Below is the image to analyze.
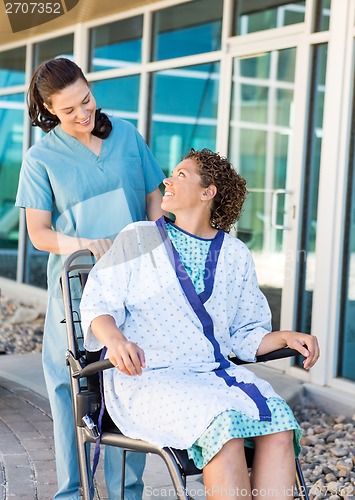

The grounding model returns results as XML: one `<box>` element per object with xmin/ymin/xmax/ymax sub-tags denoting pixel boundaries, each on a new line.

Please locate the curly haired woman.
<box><xmin>81</xmin><ymin>148</ymin><xmax>319</xmax><ymax>499</ymax></box>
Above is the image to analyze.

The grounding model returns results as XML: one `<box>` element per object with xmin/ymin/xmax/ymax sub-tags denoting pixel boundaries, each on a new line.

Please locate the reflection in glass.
<box><xmin>240</xmin><ymin>85</ymin><xmax>268</xmax><ymax>124</ymax></box>
<box><xmin>234</xmin><ymin>0</ymin><xmax>305</xmax><ymax>35</ymax></box>
<box><xmin>229</xmin><ymin>48</ymin><xmax>296</xmax><ymax>252</ymax></box>
<box><xmin>0</xmin><ymin>47</ymin><xmax>26</xmax><ymax>87</ymax></box>
<box><xmin>229</xmin><ymin>48</ymin><xmax>296</xmax><ymax>330</ymax></box>
<box><xmin>0</xmin><ymin>94</ymin><xmax>24</xmax><ymax>280</ymax></box>
<box><xmin>296</xmin><ymin>44</ymin><xmax>327</xmax><ymax>337</ymax></box>
<box><xmin>338</xmin><ymin>49</ymin><xmax>355</xmax><ymax>382</ymax></box>
<box><xmin>149</xmin><ymin>63</ymin><xmax>219</xmax><ymax>175</ymax></box>
<box><xmin>89</xmin><ymin>16</ymin><xmax>143</xmax><ymax>72</ymax></box>
<box><xmin>152</xmin><ymin>0</ymin><xmax>222</xmax><ymax>61</ymax></box>
<box><xmin>91</xmin><ymin>76</ymin><xmax>140</xmax><ymax>126</ymax></box>
<box><xmin>314</xmin><ymin>0</ymin><xmax>331</xmax><ymax>32</ymax></box>
<box><xmin>33</xmin><ymin>34</ymin><xmax>74</xmax><ymax>67</ymax></box>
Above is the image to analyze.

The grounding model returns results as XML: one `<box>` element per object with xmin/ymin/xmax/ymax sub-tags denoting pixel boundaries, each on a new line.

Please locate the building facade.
<box><xmin>0</xmin><ymin>0</ymin><xmax>354</xmax><ymax>395</ymax></box>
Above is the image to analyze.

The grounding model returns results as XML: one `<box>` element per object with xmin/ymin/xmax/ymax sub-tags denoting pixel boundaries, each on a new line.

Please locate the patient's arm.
<box><xmin>90</xmin><ymin>314</ymin><xmax>146</xmax><ymax>376</ymax></box>
<box><xmin>256</xmin><ymin>330</ymin><xmax>320</xmax><ymax>370</ymax></box>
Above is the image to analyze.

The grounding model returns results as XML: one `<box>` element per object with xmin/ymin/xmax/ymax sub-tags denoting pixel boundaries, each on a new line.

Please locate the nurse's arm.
<box><xmin>146</xmin><ymin>187</ymin><xmax>167</xmax><ymax>221</ymax></box>
<box><xmin>25</xmin><ymin>208</ymin><xmax>111</xmax><ymax>260</ymax></box>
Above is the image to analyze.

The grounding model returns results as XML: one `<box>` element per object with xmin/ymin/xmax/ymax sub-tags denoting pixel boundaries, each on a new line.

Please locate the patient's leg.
<box><xmin>250</xmin><ymin>431</ymin><xmax>295</xmax><ymax>499</ymax></box>
<box><xmin>203</xmin><ymin>438</ymin><xmax>251</xmax><ymax>498</ymax></box>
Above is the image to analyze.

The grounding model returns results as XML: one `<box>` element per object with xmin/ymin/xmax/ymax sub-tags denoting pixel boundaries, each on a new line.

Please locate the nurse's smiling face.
<box><xmin>45</xmin><ymin>78</ymin><xmax>97</xmax><ymax>139</ymax></box>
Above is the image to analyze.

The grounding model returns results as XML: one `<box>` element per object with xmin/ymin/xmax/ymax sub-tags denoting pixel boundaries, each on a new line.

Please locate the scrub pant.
<box><xmin>43</xmin><ymin>297</ymin><xmax>146</xmax><ymax>499</ymax></box>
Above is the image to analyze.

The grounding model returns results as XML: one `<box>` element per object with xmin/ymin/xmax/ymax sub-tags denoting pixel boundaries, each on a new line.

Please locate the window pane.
<box><xmin>152</xmin><ymin>0</ymin><xmax>222</xmax><ymax>61</ymax></box>
<box><xmin>234</xmin><ymin>0</ymin><xmax>305</xmax><ymax>35</ymax></box>
<box><xmin>27</xmin><ymin>243</ymin><xmax>48</xmax><ymax>289</ymax></box>
<box><xmin>33</xmin><ymin>34</ymin><xmax>74</xmax><ymax>67</ymax></box>
<box><xmin>314</xmin><ymin>0</ymin><xmax>331</xmax><ymax>32</ymax></box>
<box><xmin>89</xmin><ymin>16</ymin><xmax>143</xmax><ymax>72</ymax></box>
<box><xmin>91</xmin><ymin>76</ymin><xmax>140</xmax><ymax>126</ymax></box>
<box><xmin>338</xmin><ymin>44</ymin><xmax>355</xmax><ymax>382</ymax></box>
<box><xmin>340</xmin><ymin>162</ymin><xmax>355</xmax><ymax>382</ymax></box>
<box><xmin>0</xmin><ymin>47</ymin><xmax>26</xmax><ymax>87</ymax></box>
<box><xmin>296</xmin><ymin>44</ymin><xmax>327</xmax><ymax>339</ymax></box>
<box><xmin>229</xmin><ymin>48</ymin><xmax>296</xmax><ymax>330</ymax></box>
<box><xmin>240</xmin><ymin>85</ymin><xmax>269</xmax><ymax>123</ymax></box>
<box><xmin>150</xmin><ymin>63</ymin><xmax>219</xmax><ymax>174</ymax></box>
<box><xmin>240</xmin><ymin>53</ymin><xmax>271</xmax><ymax>79</ymax></box>
<box><xmin>276</xmin><ymin>88</ymin><xmax>294</xmax><ymax>126</ymax></box>
<box><xmin>0</xmin><ymin>94</ymin><xmax>24</xmax><ymax>280</ymax></box>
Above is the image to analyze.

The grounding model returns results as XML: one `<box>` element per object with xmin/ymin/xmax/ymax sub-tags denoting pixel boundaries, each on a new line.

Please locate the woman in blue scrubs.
<box><xmin>16</xmin><ymin>57</ymin><xmax>165</xmax><ymax>499</ymax></box>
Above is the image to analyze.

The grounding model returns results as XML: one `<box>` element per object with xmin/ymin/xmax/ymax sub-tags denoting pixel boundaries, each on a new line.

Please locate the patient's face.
<box><xmin>161</xmin><ymin>159</ymin><xmax>205</xmax><ymax>213</ymax></box>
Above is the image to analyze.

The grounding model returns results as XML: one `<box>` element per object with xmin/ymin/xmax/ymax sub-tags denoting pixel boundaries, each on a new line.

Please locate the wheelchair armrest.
<box><xmin>229</xmin><ymin>347</ymin><xmax>299</xmax><ymax>366</ymax></box>
<box><xmin>74</xmin><ymin>348</ymin><xmax>299</xmax><ymax>378</ymax></box>
<box><xmin>73</xmin><ymin>359</ymin><xmax>114</xmax><ymax>379</ymax></box>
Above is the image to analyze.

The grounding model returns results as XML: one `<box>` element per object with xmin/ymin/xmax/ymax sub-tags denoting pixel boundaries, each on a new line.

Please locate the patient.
<box><xmin>80</xmin><ymin>148</ymin><xmax>319</xmax><ymax>499</ymax></box>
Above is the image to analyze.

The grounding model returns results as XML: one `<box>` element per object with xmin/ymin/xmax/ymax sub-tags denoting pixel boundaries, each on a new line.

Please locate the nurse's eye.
<box><xmin>65</xmin><ymin>109</ymin><xmax>73</xmax><ymax>114</ymax></box>
<box><xmin>178</xmin><ymin>171</ymin><xmax>185</xmax><ymax>177</ymax></box>
<box><xmin>82</xmin><ymin>96</ymin><xmax>90</xmax><ymax>104</ymax></box>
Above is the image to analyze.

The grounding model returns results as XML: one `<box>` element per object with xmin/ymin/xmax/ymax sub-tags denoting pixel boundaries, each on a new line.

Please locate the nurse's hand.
<box><xmin>109</xmin><ymin>339</ymin><xmax>146</xmax><ymax>376</ymax></box>
<box><xmin>85</xmin><ymin>238</ymin><xmax>112</xmax><ymax>261</ymax></box>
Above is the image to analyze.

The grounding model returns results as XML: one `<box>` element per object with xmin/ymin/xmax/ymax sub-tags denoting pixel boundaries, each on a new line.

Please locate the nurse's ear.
<box><xmin>201</xmin><ymin>184</ymin><xmax>217</xmax><ymax>201</ymax></box>
<box><xmin>43</xmin><ymin>102</ymin><xmax>56</xmax><ymax>116</ymax></box>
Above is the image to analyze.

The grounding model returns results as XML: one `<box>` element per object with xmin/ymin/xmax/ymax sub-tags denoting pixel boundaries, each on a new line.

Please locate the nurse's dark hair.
<box><xmin>184</xmin><ymin>148</ymin><xmax>247</xmax><ymax>233</ymax></box>
<box><xmin>27</xmin><ymin>57</ymin><xmax>112</xmax><ymax>138</ymax></box>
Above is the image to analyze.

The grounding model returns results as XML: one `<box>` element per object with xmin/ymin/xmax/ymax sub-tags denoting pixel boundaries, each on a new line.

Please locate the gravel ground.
<box><xmin>0</xmin><ymin>293</ymin><xmax>44</xmax><ymax>354</ymax></box>
<box><xmin>0</xmin><ymin>294</ymin><xmax>354</xmax><ymax>499</ymax></box>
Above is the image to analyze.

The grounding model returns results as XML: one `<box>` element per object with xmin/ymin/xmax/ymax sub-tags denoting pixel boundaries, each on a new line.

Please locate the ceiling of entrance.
<box><xmin>0</xmin><ymin>0</ymin><xmax>160</xmax><ymax>48</ymax></box>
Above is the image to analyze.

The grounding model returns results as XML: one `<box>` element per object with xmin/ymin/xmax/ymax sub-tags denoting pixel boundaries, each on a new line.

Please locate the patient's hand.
<box><xmin>257</xmin><ymin>330</ymin><xmax>320</xmax><ymax>370</ymax></box>
<box><xmin>108</xmin><ymin>339</ymin><xmax>146</xmax><ymax>376</ymax></box>
<box><xmin>90</xmin><ymin>315</ymin><xmax>146</xmax><ymax>376</ymax></box>
<box><xmin>284</xmin><ymin>331</ymin><xmax>320</xmax><ymax>370</ymax></box>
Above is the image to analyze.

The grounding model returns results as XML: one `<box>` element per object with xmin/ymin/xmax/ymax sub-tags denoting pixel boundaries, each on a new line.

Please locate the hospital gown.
<box><xmin>80</xmin><ymin>217</ymin><xmax>301</xmax><ymax>458</ymax></box>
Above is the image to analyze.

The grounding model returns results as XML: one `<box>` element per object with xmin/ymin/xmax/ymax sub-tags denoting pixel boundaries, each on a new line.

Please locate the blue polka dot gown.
<box><xmin>80</xmin><ymin>217</ymin><xmax>301</xmax><ymax>466</ymax></box>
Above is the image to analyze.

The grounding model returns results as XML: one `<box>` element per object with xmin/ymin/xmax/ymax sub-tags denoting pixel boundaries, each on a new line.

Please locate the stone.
<box><xmin>330</xmin><ymin>447</ymin><xmax>349</xmax><ymax>458</ymax></box>
<box><xmin>8</xmin><ymin>306</ymin><xmax>39</xmax><ymax>324</ymax></box>
<box><xmin>327</xmin><ymin>481</ymin><xmax>340</xmax><ymax>494</ymax></box>
<box><xmin>325</xmin><ymin>473</ymin><xmax>337</xmax><ymax>482</ymax></box>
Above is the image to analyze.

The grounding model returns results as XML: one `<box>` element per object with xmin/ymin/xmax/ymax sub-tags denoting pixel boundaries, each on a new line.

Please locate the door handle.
<box><xmin>271</xmin><ymin>189</ymin><xmax>293</xmax><ymax>230</ymax></box>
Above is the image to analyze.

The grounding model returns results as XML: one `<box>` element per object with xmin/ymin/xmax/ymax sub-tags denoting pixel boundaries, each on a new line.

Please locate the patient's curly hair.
<box><xmin>184</xmin><ymin>148</ymin><xmax>247</xmax><ymax>232</ymax></box>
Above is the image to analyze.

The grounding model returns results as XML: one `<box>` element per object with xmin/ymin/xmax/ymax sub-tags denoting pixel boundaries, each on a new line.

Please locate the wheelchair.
<box><xmin>61</xmin><ymin>249</ymin><xmax>310</xmax><ymax>500</ymax></box>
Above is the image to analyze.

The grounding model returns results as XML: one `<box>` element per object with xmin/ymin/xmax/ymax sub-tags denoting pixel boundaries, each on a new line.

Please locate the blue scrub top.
<box><xmin>16</xmin><ymin>116</ymin><xmax>165</xmax><ymax>297</ymax></box>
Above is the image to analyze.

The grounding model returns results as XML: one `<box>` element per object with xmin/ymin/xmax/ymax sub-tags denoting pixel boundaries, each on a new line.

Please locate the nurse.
<box><xmin>15</xmin><ymin>57</ymin><xmax>165</xmax><ymax>499</ymax></box>
<box><xmin>80</xmin><ymin>148</ymin><xmax>320</xmax><ymax>499</ymax></box>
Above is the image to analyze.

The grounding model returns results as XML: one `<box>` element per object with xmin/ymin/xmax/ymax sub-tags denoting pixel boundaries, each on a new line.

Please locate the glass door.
<box><xmin>228</xmin><ymin>48</ymin><xmax>297</xmax><ymax>330</ymax></box>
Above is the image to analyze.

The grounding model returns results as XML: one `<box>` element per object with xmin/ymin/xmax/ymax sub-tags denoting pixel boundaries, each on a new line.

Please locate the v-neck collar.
<box><xmin>156</xmin><ymin>216</ymin><xmax>224</xmax><ymax>305</ymax></box>
<box><xmin>54</xmin><ymin>124</ymin><xmax>109</xmax><ymax>163</ymax></box>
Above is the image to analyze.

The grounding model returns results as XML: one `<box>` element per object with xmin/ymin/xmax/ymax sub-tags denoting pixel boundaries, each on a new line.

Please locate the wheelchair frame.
<box><xmin>61</xmin><ymin>249</ymin><xmax>309</xmax><ymax>500</ymax></box>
